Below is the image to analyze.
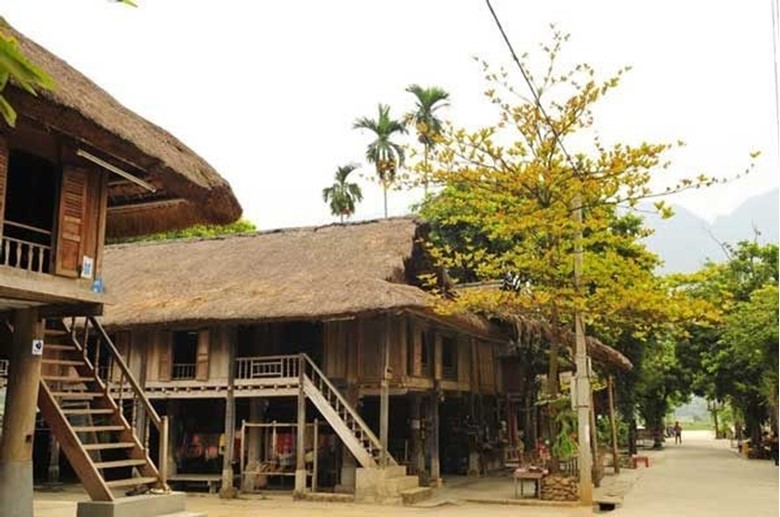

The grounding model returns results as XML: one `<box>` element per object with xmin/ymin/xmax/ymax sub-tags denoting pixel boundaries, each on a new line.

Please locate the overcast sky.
<box><xmin>5</xmin><ymin>1</ymin><xmax>779</xmax><ymax>229</ymax></box>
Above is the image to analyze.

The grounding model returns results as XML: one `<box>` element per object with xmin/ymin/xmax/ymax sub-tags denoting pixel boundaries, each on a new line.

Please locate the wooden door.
<box><xmin>54</xmin><ymin>166</ymin><xmax>87</xmax><ymax>277</ymax></box>
<box><xmin>196</xmin><ymin>329</ymin><xmax>210</xmax><ymax>381</ymax></box>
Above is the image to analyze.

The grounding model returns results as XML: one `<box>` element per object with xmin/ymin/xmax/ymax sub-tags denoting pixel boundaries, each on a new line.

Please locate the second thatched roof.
<box><xmin>100</xmin><ymin>218</ymin><xmax>495</xmax><ymax>337</ymax></box>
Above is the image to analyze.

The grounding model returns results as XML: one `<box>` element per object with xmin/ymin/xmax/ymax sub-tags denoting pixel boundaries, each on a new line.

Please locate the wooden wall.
<box><xmin>122</xmin><ymin>313</ymin><xmax>504</xmax><ymax>395</ymax></box>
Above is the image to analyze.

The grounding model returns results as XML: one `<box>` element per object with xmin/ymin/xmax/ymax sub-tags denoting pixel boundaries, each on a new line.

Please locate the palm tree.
<box><xmin>322</xmin><ymin>163</ymin><xmax>363</xmax><ymax>223</ymax></box>
<box><xmin>405</xmin><ymin>85</ymin><xmax>450</xmax><ymax>196</ymax></box>
<box><xmin>353</xmin><ymin>104</ymin><xmax>407</xmax><ymax>218</ymax></box>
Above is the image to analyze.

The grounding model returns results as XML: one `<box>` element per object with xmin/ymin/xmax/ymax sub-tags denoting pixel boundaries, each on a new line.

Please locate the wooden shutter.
<box><xmin>55</xmin><ymin>166</ymin><xmax>88</xmax><ymax>277</ymax></box>
<box><xmin>158</xmin><ymin>331</ymin><xmax>172</xmax><ymax>381</ymax></box>
<box><xmin>196</xmin><ymin>329</ymin><xmax>210</xmax><ymax>381</ymax></box>
<box><xmin>0</xmin><ymin>138</ymin><xmax>8</xmax><ymax>236</ymax></box>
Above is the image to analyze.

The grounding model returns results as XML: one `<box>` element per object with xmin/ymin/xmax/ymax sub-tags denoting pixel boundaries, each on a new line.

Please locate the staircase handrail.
<box><xmin>299</xmin><ymin>353</ymin><xmax>388</xmax><ymax>460</ymax></box>
<box><xmin>87</xmin><ymin>316</ymin><xmax>163</xmax><ymax>430</ymax></box>
<box><xmin>87</xmin><ymin>316</ymin><xmax>169</xmax><ymax>486</ymax></box>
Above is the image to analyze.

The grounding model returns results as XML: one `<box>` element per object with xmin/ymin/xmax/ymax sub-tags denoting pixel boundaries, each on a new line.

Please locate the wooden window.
<box><xmin>421</xmin><ymin>329</ymin><xmax>432</xmax><ymax>376</ymax></box>
<box><xmin>54</xmin><ymin>166</ymin><xmax>87</xmax><ymax>277</ymax></box>
<box><xmin>442</xmin><ymin>336</ymin><xmax>457</xmax><ymax>380</ymax></box>
<box><xmin>172</xmin><ymin>330</ymin><xmax>198</xmax><ymax>380</ymax></box>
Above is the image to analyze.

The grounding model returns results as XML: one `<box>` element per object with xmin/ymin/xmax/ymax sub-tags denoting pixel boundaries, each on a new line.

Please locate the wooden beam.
<box><xmin>219</xmin><ymin>328</ymin><xmax>237</xmax><ymax>498</ymax></box>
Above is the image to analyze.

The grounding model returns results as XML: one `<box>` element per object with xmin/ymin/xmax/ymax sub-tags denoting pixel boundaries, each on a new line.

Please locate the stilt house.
<box><xmin>92</xmin><ymin>218</ymin><xmax>510</xmax><ymax>501</ymax></box>
<box><xmin>0</xmin><ymin>21</ymin><xmax>240</xmax><ymax>515</ymax></box>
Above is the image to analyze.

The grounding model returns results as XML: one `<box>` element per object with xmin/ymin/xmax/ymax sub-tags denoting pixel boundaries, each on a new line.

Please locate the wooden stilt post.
<box><xmin>608</xmin><ymin>376</ymin><xmax>620</xmax><ymax>474</ymax></box>
<box><xmin>589</xmin><ymin>386</ymin><xmax>599</xmax><ymax>487</ymax></box>
<box><xmin>312</xmin><ymin>418</ymin><xmax>319</xmax><ymax>493</ymax></box>
<box><xmin>220</xmin><ymin>328</ymin><xmax>237</xmax><ymax>498</ymax></box>
<box><xmin>409</xmin><ymin>393</ymin><xmax>423</xmax><ymax>476</ymax></box>
<box><xmin>47</xmin><ymin>432</ymin><xmax>60</xmax><ymax>484</ymax></box>
<box><xmin>379</xmin><ymin>313</ymin><xmax>391</xmax><ymax>468</ymax></box>
<box><xmin>295</xmin><ymin>354</ymin><xmax>307</xmax><ymax>495</ymax></box>
<box><xmin>430</xmin><ymin>387</ymin><xmax>441</xmax><ymax>486</ymax></box>
<box><xmin>0</xmin><ymin>309</ymin><xmax>43</xmax><ymax>517</ymax></box>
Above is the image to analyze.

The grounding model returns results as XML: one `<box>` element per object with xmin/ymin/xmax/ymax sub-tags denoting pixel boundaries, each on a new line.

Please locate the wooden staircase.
<box><xmin>37</xmin><ymin>317</ymin><xmax>169</xmax><ymax>501</ymax></box>
<box><xmin>298</xmin><ymin>354</ymin><xmax>397</xmax><ymax>469</ymax></box>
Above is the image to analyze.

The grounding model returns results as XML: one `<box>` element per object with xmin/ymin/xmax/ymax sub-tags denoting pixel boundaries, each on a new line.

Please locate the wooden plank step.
<box><xmin>83</xmin><ymin>442</ymin><xmax>136</xmax><ymax>451</ymax></box>
<box><xmin>50</xmin><ymin>392</ymin><xmax>103</xmax><ymax>400</ymax></box>
<box><xmin>72</xmin><ymin>425</ymin><xmax>126</xmax><ymax>433</ymax></box>
<box><xmin>41</xmin><ymin>359</ymin><xmax>84</xmax><ymax>366</ymax></box>
<box><xmin>43</xmin><ymin>344</ymin><xmax>78</xmax><ymax>351</ymax></box>
<box><xmin>43</xmin><ymin>376</ymin><xmax>95</xmax><ymax>383</ymax></box>
<box><xmin>44</xmin><ymin>329</ymin><xmax>69</xmax><ymax>336</ymax></box>
<box><xmin>94</xmin><ymin>459</ymin><xmax>148</xmax><ymax>469</ymax></box>
<box><xmin>61</xmin><ymin>408</ymin><xmax>115</xmax><ymax>416</ymax></box>
<box><xmin>104</xmin><ymin>476</ymin><xmax>158</xmax><ymax>488</ymax></box>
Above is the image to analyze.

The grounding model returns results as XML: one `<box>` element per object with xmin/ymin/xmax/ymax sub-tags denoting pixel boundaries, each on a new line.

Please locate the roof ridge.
<box><xmin>106</xmin><ymin>215</ymin><xmax>421</xmax><ymax>249</ymax></box>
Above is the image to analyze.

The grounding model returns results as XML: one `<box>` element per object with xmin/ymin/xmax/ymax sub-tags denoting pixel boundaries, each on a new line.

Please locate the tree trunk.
<box><xmin>383</xmin><ymin>181</ymin><xmax>388</xmax><ymax>218</ymax></box>
<box><xmin>546</xmin><ymin>307</ymin><xmax>561</xmax><ymax>473</ymax></box>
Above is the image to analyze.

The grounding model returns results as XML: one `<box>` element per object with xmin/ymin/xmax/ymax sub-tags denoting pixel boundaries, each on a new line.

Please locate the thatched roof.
<box><xmin>1</xmin><ymin>20</ymin><xmax>241</xmax><ymax>237</ymax></box>
<box><xmin>100</xmin><ymin>218</ymin><xmax>495</xmax><ymax>337</ymax></box>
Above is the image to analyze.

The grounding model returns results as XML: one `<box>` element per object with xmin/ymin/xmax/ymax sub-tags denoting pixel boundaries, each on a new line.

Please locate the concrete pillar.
<box><xmin>0</xmin><ymin>309</ymin><xmax>43</xmax><ymax>517</ymax></box>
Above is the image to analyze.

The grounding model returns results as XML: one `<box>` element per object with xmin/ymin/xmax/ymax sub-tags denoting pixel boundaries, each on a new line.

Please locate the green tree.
<box><xmin>109</xmin><ymin>219</ymin><xmax>257</xmax><ymax>244</ymax></box>
<box><xmin>675</xmin><ymin>241</ymin><xmax>779</xmax><ymax>444</ymax></box>
<box><xmin>322</xmin><ymin>163</ymin><xmax>363</xmax><ymax>223</ymax></box>
<box><xmin>353</xmin><ymin>104</ymin><xmax>407</xmax><ymax>218</ymax></box>
<box><xmin>405</xmin><ymin>84</ymin><xmax>449</xmax><ymax>196</ymax></box>
<box><xmin>0</xmin><ymin>22</ymin><xmax>54</xmax><ymax>126</ymax></box>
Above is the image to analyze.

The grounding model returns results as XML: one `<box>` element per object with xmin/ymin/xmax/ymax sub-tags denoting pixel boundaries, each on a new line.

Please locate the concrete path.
<box><xmin>611</xmin><ymin>430</ymin><xmax>778</xmax><ymax>517</ymax></box>
<box><xmin>33</xmin><ymin>430</ymin><xmax>777</xmax><ymax>516</ymax></box>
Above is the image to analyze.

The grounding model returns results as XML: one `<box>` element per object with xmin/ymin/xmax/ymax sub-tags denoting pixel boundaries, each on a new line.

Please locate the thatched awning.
<box><xmin>100</xmin><ymin>218</ymin><xmax>499</xmax><ymax>338</ymax></box>
<box><xmin>2</xmin><ymin>20</ymin><xmax>241</xmax><ymax>237</ymax></box>
<box><xmin>485</xmin><ymin>307</ymin><xmax>633</xmax><ymax>372</ymax></box>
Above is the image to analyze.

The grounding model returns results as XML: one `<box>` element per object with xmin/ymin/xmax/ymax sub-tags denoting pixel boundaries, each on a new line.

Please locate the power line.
<box><xmin>483</xmin><ymin>0</ymin><xmax>579</xmax><ymax>174</ymax></box>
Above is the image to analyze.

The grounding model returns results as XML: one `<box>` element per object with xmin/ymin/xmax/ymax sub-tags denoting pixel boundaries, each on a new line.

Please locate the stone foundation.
<box><xmin>540</xmin><ymin>474</ymin><xmax>579</xmax><ymax>502</ymax></box>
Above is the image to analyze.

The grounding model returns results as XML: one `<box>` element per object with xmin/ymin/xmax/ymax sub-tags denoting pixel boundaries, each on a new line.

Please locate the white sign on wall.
<box><xmin>31</xmin><ymin>339</ymin><xmax>44</xmax><ymax>356</ymax></box>
<box><xmin>81</xmin><ymin>256</ymin><xmax>94</xmax><ymax>279</ymax></box>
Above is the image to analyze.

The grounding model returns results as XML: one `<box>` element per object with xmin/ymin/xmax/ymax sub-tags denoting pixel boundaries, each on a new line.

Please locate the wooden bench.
<box><xmin>513</xmin><ymin>468</ymin><xmax>546</xmax><ymax>499</ymax></box>
<box><xmin>631</xmin><ymin>455</ymin><xmax>649</xmax><ymax>468</ymax></box>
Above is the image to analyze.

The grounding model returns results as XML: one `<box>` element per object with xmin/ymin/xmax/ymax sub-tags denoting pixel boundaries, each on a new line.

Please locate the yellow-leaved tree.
<box><xmin>416</xmin><ymin>29</ymin><xmax>749</xmax><ymax>465</ymax></box>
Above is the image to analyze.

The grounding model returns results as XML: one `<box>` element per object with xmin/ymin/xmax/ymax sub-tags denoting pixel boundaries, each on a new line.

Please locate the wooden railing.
<box><xmin>0</xmin><ymin>235</ymin><xmax>51</xmax><ymax>273</ymax></box>
<box><xmin>235</xmin><ymin>355</ymin><xmax>299</xmax><ymax>380</ymax></box>
<box><xmin>172</xmin><ymin>363</ymin><xmax>196</xmax><ymax>380</ymax></box>
<box><xmin>74</xmin><ymin>316</ymin><xmax>169</xmax><ymax>488</ymax></box>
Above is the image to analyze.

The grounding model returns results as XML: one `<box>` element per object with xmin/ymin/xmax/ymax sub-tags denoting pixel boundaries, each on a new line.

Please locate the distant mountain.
<box><xmin>642</xmin><ymin>188</ymin><xmax>778</xmax><ymax>273</ymax></box>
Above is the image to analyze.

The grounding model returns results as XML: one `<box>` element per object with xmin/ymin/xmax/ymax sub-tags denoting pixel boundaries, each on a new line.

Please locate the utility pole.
<box><xmin>572</xmin><ymin>193</ymin><xmax>593</xmax><ymax>505</ymax></box>
<box><xmin>484</xmin><ymin>0</ymin><xmax>594</xmax><ymax>504</ymax></box>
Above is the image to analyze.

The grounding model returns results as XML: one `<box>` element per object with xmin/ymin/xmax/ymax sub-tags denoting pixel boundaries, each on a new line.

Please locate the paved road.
<box><xmin>612</xmin><ymin>430</ymin><xmax>778</xmax><ymax>517</ymax></box>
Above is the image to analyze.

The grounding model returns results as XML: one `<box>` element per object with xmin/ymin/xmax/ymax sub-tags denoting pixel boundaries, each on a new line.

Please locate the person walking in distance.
<box><xmin>674</xmin><ymin>421</ymin><xmax>683</xmax><ymax>445</ymax></box>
